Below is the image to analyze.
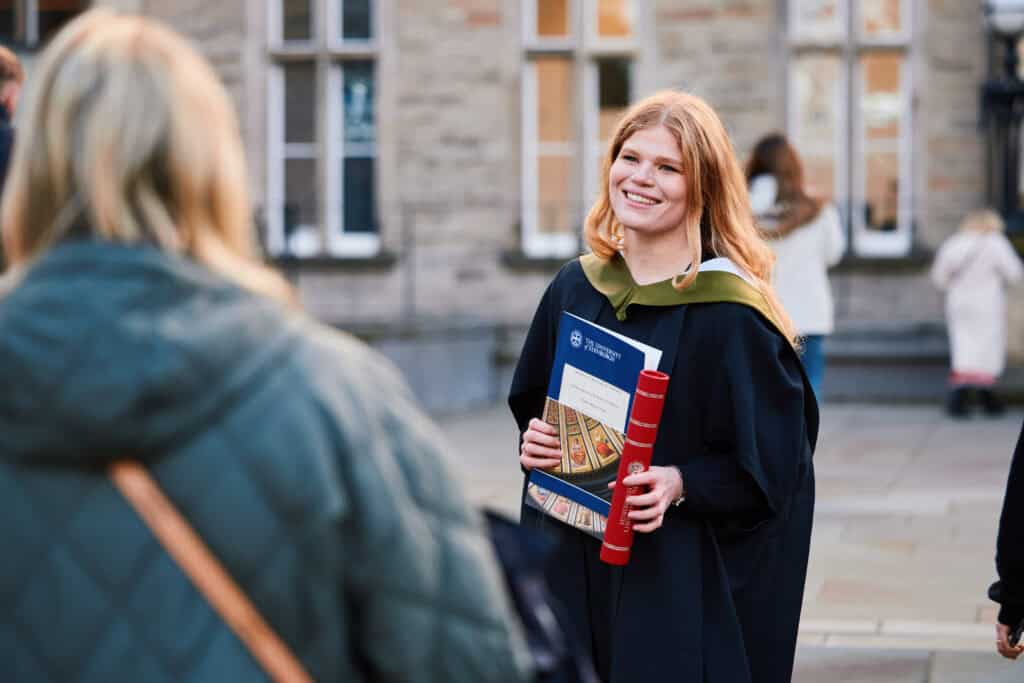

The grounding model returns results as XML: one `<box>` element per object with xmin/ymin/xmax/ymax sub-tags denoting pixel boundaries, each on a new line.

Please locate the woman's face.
<box><xmin>608</xmin><ymin>125</ymin><xmax>688</xmax><ymax>238</ymax></box>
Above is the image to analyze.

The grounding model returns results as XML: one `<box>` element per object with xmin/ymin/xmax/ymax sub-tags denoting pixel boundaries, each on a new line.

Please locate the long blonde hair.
<box><xmin>584</xmin><ymin>90</ymin><xmax>797</xmax><ymax>345</ymax></box>
<box><xmin>1</xmin><ymin>9</ymin><xmax>292</xmax><ymax>302</ymax></box>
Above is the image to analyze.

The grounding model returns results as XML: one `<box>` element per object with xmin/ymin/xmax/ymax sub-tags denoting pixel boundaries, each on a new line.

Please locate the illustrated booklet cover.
<box><xmin>525</xmin><ymin>312</ymin><xmax>662</xmax><ymax>539</ymax></box>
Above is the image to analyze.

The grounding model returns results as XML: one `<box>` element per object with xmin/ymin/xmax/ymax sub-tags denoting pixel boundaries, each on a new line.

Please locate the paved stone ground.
<box><xmin>439</xmin><ymin>403</ymin><xmax>1024</xmax><ymax>682</ymax></box>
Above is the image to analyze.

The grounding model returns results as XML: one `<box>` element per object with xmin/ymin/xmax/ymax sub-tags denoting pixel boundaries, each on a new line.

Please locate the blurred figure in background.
<box><xmin>0</xmin><ymin>10</ymin><xmax>530</xmax><ymax>682</ymax></box>
<box><xmin>931</xmin><ymin>209</ymin><xmax>1022</xmax><ymax>417</ymax></box>
<box><xmin>747</xmin><ymin>133</ymin><xmax>845</xmax><ymax>399</ymax></box>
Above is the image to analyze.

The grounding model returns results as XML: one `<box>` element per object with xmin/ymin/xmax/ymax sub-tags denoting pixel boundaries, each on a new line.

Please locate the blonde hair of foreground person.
<box><xmin>584</xmin><ymin>90</ymin><xmax>797</xmax><ymax>345</ymax></box>
<box><xmin>0</xmin><ymin>9</ymin><xmax>291</xmax><ymax>303</ymax></box>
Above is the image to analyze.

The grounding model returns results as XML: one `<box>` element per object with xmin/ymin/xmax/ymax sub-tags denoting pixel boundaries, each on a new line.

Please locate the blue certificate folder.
<box><xmin>525</xmin><ymin>312</ymin><xmax>661</xmax><ymax>538</ymax></box>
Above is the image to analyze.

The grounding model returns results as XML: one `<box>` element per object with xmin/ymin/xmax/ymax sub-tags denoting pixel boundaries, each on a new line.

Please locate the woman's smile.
<box><xmin>622</xmin><ymin>189</ymin><xmax>660</xmax><ymax>207</ymax></box>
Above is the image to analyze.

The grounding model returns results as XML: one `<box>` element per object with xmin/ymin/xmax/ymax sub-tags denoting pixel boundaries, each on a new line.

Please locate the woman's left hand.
<box><xmin>608</xmin><ymin>465</ymin><xmax>683</xmax><ymax>533</ymax></box>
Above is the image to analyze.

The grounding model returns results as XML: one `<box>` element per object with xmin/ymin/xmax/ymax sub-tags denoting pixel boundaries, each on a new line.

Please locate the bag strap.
<box><xmin>109</xmin><ymin>460</ymin><xmax>313</xmax><ymax>683</ymax></box>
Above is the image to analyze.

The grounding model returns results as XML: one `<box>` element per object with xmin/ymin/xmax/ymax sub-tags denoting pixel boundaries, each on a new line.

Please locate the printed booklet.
<box><xmin>525</xmin><ymin>312</ymin><xmax>661</xmax><ymax>538</ymax></box>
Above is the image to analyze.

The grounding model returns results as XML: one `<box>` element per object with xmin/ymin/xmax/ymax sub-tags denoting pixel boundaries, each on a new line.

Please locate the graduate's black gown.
<box><xmin>509</xmin><ymin>259</ymin><xmax>818</xmax><ymax>683</ymax></box>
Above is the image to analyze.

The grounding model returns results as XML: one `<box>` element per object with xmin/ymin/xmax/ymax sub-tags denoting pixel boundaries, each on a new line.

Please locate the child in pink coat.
<box><xmin>931</xmin><ymin>209</ymin><xmax>1023</xmax><ymax>416</ymax></box>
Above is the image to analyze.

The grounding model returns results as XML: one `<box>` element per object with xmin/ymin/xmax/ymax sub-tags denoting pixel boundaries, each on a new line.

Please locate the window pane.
<box><xmin>342</xmin><ymin>0</ymin><xmax>372</xmax><ymax>40</ymax></box>
<box><xmin>861</xmin><ymin>0</ymin><xmax>903</xmax><ymax>40</ymax></box>
<box><xmin>39</xmin><ymin>0</ymin><xmax>84</xmax><ymax>45</ymax></box>
<box><xmin>598</xmin><ymin>58</ymin><xmax>630</xmax><ymax>141</ymax></box>
<box><xmin>343</xmin><ymin>157</ymin><xmax>377</xmax><ymax>232</ymax></box>
<box><xmin>597</xmin><ymin>0</ymin><xmax>633</xmax><ymax>38</ymax></box>
<box><xmin>282</xmin><ymin>0</ymin><xmax>311</xmax><ymax>41</ymax></box>
<box><xmin>533</xmin><ymin>56</ymin><xmax>576</xmax><ymax>237</ymax></box>
<box><xmin>343</xmin><ymin>61</ymin><xmax>375</xmax><ymax>145</ymax></box>
<box><xmin>537</xmin><ymin>57</ymin><xmax>572</xmax><ymax>143</ymax></box>
<box><xmin>792</xmin><ymin>0</ymin><xmax>844</xmax><ymax>41</ymax></box>
<box><xmin>537</xmin><ymin>0</ymin><xmax>569</xmax><ymax>38</ymax></box>
<box><xmin>860</xmin><ymin>52</ymin><xmax>904</xmax><ymax>232</ymax></box>
<box><xmin>284</xmin><ymin>158</ymin><xmax>320</xmax><ymax>255</ymax></box>
<box><xmin>538</xmin><ymin>155</ymin><xmax>575</xmax><ymax>235</ymax></box>
<box><xmin>790</xmin><ymin>54</ymin><xmax>842</xmax><ymax>200</ymax></box>
<box><xmin>285</xmin><ymin>62</ymin><xmax>316</xmax><ymax>145</ymax></box>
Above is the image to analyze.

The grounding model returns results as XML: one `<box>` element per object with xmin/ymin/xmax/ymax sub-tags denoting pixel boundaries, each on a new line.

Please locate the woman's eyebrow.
<box><xmin>620</xmin><ymin>146</ymin><xmax>683</xmax><ymax>166</ymax></box>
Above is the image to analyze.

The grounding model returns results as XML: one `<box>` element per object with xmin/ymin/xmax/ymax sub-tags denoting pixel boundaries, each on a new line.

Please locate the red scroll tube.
<box><xmin>600</xmin><ymin>369</ymin><xmax>670</xmax><ymax>566</ymax></box>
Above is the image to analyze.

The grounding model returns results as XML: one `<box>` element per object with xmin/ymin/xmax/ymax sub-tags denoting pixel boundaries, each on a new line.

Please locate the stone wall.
<box><xmin>110</xmin><ymin>1</ymin><xmax>1024</xmax><ymax>395</ymax></box>
<box><xmin>281</xmin><ymin>0</ymin><xmax>549</xmax><ymax>327</ymax></box>
<box><xmin>919</xmin><ymin>0</ymin><xmax>988</xmax><ymax>249</ymax></box>
<box><xmin>265</xmin><ymin>0</ymin><xmax>792</xmax><ymax>330</ymax></box>
<box><xmin>654</xmin><ymin>0</ymin><xmax>784</xmax><ymax>158</ymax></box>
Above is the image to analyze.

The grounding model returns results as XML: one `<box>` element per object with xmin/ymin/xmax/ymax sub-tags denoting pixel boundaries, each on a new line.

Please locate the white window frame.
<box><xmin>521</xmin><ymin>0</ymin><xmax>643</xmax><ymax>259</ymax></box>
<box><xmin>787</xmin><ymin>0</ymin><xmax>915</xmax><ymax>257</ymax></box>
<box><xmin>789</xmin><ymin>0</ymin><xmax>847</xmax><ymax>44</ymax></box>
<box><xmin>267</xmin><ymin>0</ymin><xmax>381</xmax><ymax>258</ymax></box>
<box><xmin>851</xmin><ymin>50</ymin><xmax>914</xmax><ymax>256</ymax></box>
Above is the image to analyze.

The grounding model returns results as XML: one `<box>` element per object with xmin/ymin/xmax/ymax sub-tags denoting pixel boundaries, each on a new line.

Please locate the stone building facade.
<box><xmin>8</xmin><ymin>0</ymin><xmax>1019</xmax><ymax>410</ymax></box>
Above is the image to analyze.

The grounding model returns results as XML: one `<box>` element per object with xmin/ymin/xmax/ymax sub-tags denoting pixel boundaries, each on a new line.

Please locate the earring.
<box><xmin>613</xmin><ymin>230</ymin><xmax>625</xmax><ymax>250</ymax></box>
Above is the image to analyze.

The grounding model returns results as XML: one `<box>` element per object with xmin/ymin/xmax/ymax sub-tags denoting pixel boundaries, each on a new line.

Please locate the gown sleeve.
<box><xmin>678</xmin><ymin>304</ymin><xmax>809</xmax><ymax>527</ymax></box>
<box><xmin>508</xmin><ymin>275</ymin><xmax>561</xmax><ymax>434</ymax></box>
<box><xmin>990</xmin><ymin>420</ymin><xmax>1024</xmax><ymax>627</ymax></box>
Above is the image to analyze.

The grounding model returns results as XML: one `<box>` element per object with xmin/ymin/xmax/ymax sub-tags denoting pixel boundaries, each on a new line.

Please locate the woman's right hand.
<box><xmin>519</xmin><ymin>418</ymin><xmax>562</xmax><ymax>471</ymax></box>
<box><xmin>996</xmin><ymin>622</ymin><xmax>1024</xmax><ymax>659</ymax></box>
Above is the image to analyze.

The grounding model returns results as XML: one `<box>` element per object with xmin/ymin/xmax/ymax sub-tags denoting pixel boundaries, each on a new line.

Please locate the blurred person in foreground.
<box><xmin>746</xmin><ymin>133</ymin><xmax>845</xmax><ymax>399</ymax></box>
<box><xmin>991</xmin><ymin>420</ymin><xmax>1024</xmax><ymax>660</ymax></box>
<box><xmin>931</xmin><ymin>209</ymin><xmax>1022</xmax><ymax>417</ymax></box>
<box><xmin>0</xmin><ymin>10</ymin><xmax>531</xmax><ymax>682</ymax></box>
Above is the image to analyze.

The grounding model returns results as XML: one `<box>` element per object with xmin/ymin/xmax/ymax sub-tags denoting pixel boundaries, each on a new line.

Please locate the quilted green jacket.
<box><xmin>0</xmin><ymin>241</ymin><xmax>532</xmax><ymax>682</ymax></box>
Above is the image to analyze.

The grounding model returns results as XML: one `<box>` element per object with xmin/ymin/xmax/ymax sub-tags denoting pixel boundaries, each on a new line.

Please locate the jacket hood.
<box><xmin>0</xmin><ymin>240</ymin><xmax>297</xmax><ymax>466</ymax></box>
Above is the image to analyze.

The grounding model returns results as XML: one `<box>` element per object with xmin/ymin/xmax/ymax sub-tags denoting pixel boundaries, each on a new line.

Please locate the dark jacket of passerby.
<box><xmin>0</xmin><ymin>240</ymin><xmax>532</xmax><ymax>683</ymax></box>
<box><xmin>0</xmin><ymin>104</ymin><xmax>13</xmax><ymax>189</ymax></box>
<box><xmin>990</xmin><ymin>420</ymin><xmax>1024</xmax><ymax>629</ymax></box>
<box><xmin>0</xmin><ymin>104</ymin><xmax>11</xmax><ymax>268</ymax></box>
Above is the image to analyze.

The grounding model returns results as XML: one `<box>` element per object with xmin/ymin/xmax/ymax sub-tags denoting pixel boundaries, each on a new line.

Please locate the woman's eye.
<box><xmin>660</xmin><ymin>165</ymin><xmax>678</xmax><ymax>173</ymax></box>
<box><xmin>621</xmin><ymin>154</ymin><xmax>638</xmax><ymax>162</ymax></box>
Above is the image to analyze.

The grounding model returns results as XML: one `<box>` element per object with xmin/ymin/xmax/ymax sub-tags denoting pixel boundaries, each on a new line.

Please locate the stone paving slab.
<box><xmin>930</xmin><ymin>652</ymin><xmax>1022</xmax><ymax>682</ymax></box>
<box><xmin>793</xmin><ymin>648</ymin><xmax>930</xmax><ymax>683</ymax></box>
<box><xmin>441</xmin><ymin>402</ymin><xmax>1024</xmax><ymax>676</ymax></box>
<box><xmin>794</xmin><ymin>648</ymin><xmax>1024</xmax><ymax>682</ymax></box>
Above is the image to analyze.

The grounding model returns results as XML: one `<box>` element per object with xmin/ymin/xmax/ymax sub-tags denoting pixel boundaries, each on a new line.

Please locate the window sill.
<box><xmin>829</xmin><ymin>243</ymin><xmax>934</xmax><ymax>275</ymax></box>
<box><xmin>500</xmin><ymin>248</ymin><xmax>578</xmax><ymax>272</ymax></box>
<box><xmin>269</xmin><ymin>251</ymin><xmax>398</xmax><ymax>272</ymax></box>
<box><xmin>501</xmin><ymin>247</ymin><xmax>936</xmax><ymax>276</ymax></box>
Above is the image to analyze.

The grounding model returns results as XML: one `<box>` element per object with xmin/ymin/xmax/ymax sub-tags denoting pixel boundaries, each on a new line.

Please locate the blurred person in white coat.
<box><xmin>747</xmin><ymin>133</ymin><xmax>846</xmax><ymax>398</ymax></box>
<box><xmin>931</xmin><ymin>209</ymin><xmax>1023</xmax><ymax>417</ymax></box>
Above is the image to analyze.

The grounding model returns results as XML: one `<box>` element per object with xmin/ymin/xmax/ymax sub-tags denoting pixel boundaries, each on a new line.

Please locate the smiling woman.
<box><xmin>511</xmin><ymin>90</ymin><xmax>818</xmax><ymax>683</ymax></box>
